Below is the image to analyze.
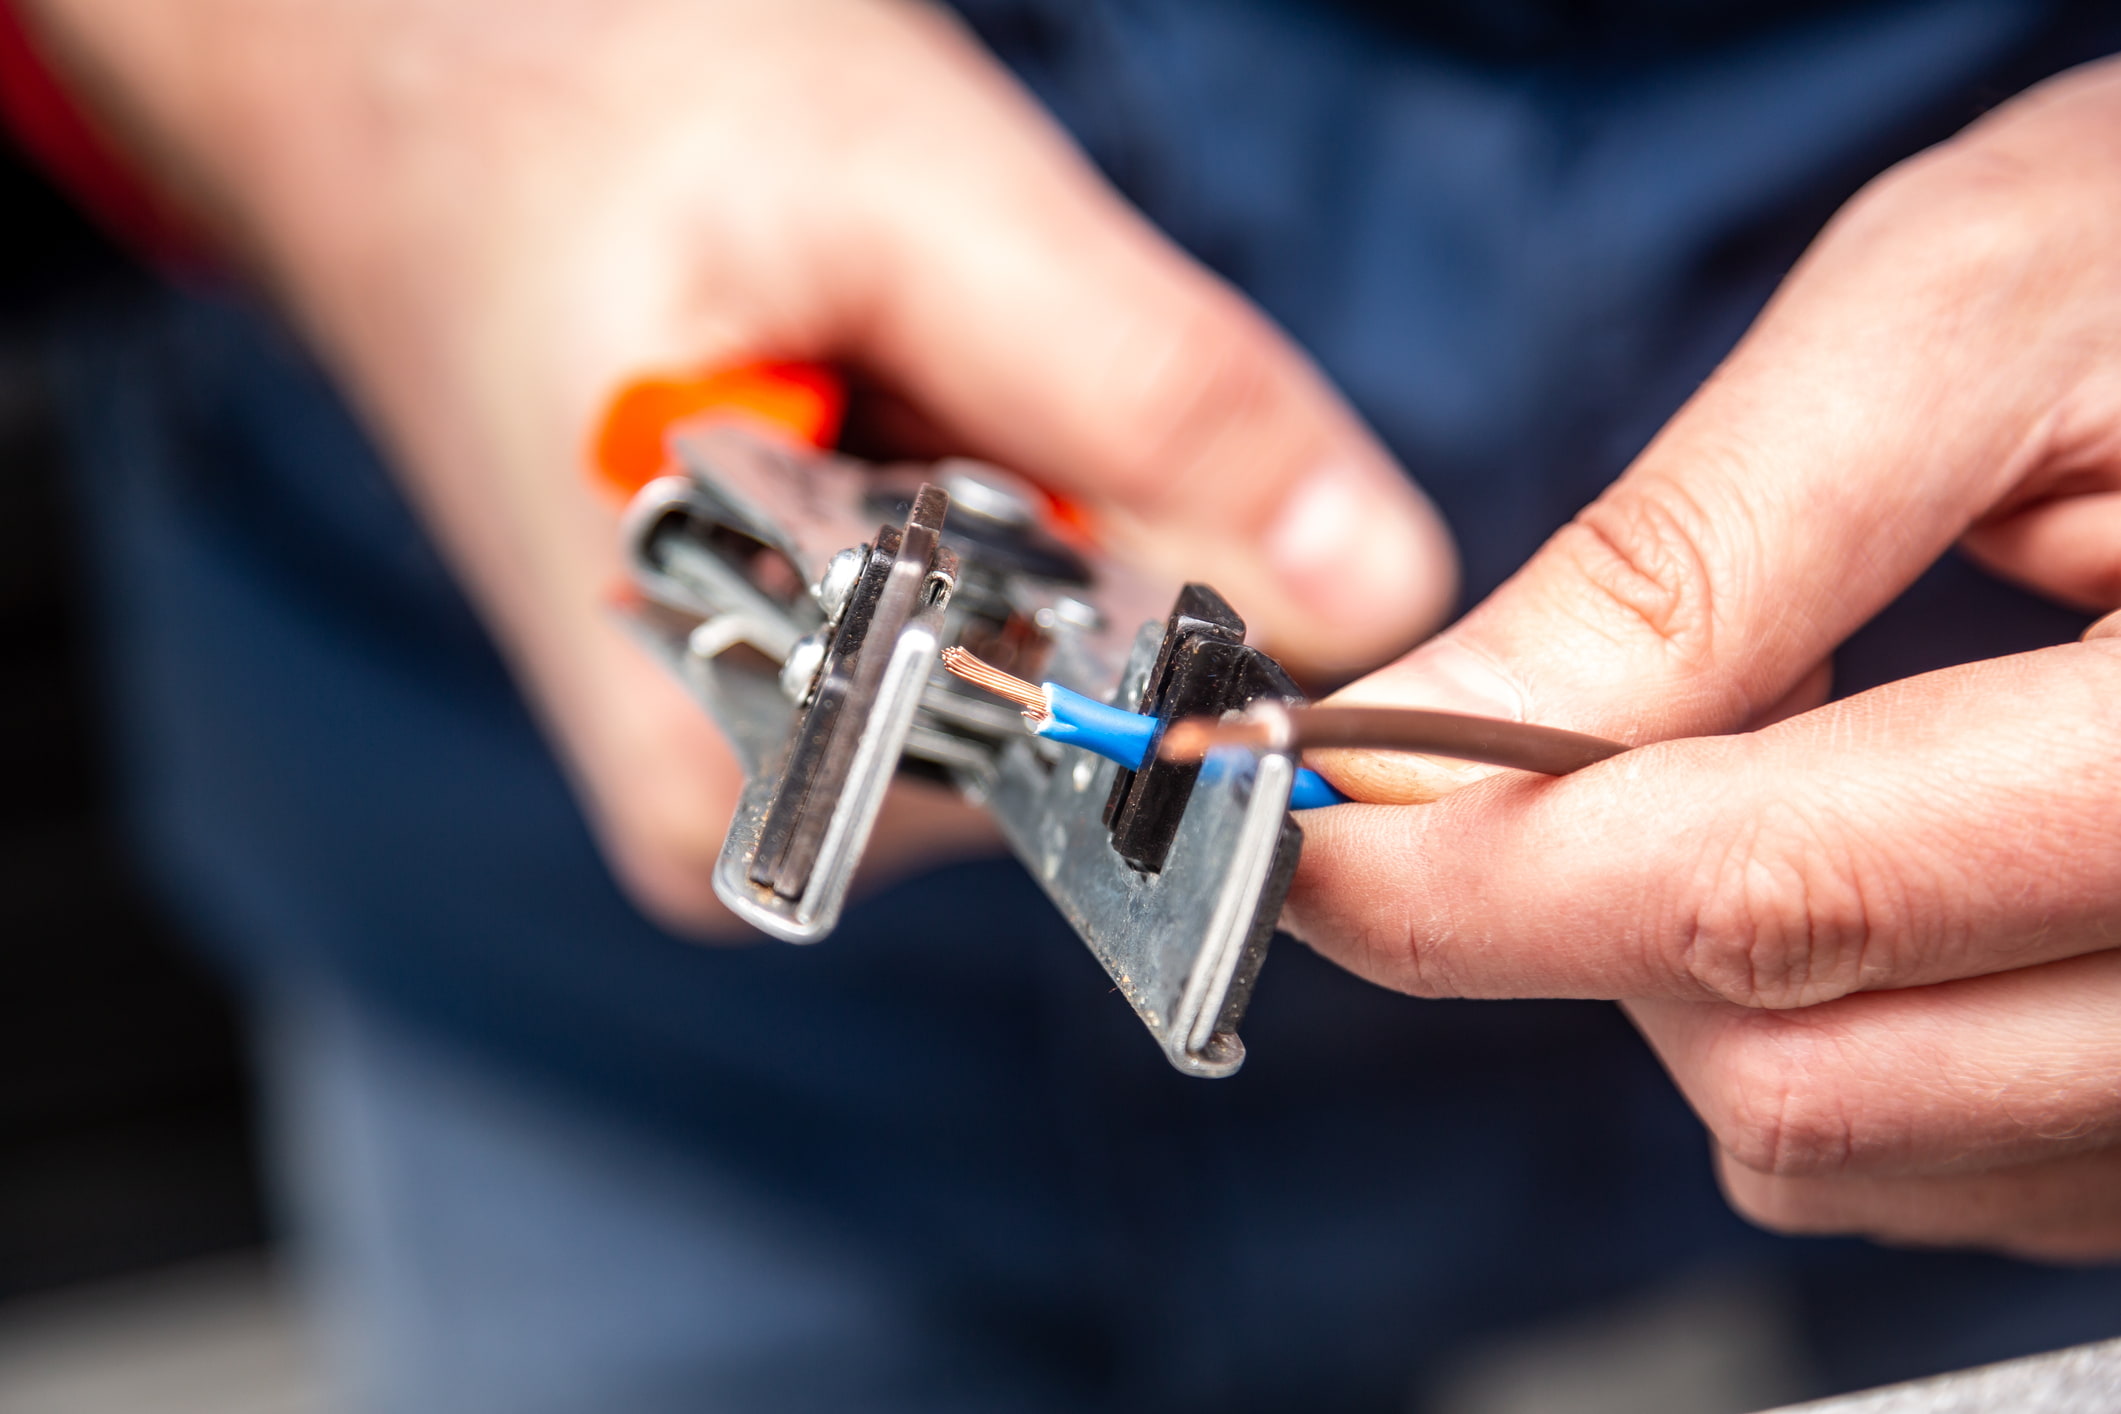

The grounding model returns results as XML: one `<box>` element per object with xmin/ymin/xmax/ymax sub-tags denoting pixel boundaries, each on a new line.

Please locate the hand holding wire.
<box><xmin>941</xmin><ymin>647</ymin><xmax>1619</xmax><ymax>810</ymax></box>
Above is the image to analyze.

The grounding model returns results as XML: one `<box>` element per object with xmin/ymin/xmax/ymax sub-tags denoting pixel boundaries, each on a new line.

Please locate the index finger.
<box><xmin>1287</xmin><ymin>639</ymin><xmax>2121</xmax><ymax>1004</ymax></box>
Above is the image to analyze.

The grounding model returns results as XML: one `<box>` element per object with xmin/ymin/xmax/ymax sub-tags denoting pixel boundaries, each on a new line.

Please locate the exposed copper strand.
<box><xmin>940</xmin><ymin>646</ymin><xmax>1050</xmax><ymax>723</ymax></box>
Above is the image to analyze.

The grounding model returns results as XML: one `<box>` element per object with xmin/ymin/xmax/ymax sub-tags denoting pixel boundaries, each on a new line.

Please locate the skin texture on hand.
<box><xmin>24</xmin><ymin>0</ymin><xmax>1456</xmax><ymax>934</ymax></box>
<box><xmin>1288</xmin><ymin>59</ymin><xmax>2121</xmax><ymax>1260</ymax></box>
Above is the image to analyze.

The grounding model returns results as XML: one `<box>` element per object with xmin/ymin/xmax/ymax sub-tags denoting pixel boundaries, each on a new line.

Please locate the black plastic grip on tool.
<box><xmin>1103</xmin><ymin>583</ymin><xmax>1305</xmax><ymax>874</ymax></box>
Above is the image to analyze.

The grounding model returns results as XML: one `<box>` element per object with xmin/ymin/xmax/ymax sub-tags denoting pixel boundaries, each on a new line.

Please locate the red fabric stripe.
<box><xmin>0</xmin><ymin>1</ymin><xmax>205</xmax><ymax>265</ymax></box>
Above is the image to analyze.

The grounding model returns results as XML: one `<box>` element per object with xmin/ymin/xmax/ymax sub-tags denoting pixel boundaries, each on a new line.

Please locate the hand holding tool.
<box><xmin>592</xmin><ymin>362</ymin><xmax>1621</xmax><ymax>1074</ymax></box>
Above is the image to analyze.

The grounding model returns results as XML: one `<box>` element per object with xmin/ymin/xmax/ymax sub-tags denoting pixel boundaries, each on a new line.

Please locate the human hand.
<box><xmin>1287</xmin><ymin>59</ymin><xmax>2121</xmax><ymax>1260</ymax></box>
<box><xmin>30</xmin><ymin>0</ymin><xmax>1455</xmax><ymax>932</ymax></box>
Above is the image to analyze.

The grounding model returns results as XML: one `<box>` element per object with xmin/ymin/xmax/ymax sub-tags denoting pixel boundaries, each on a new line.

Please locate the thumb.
<box><xmin>1316</xmin><ymin>113</ymin><xmax>2104</xmax><ymax>800</ymax></box>
<box><xmin>846</xmin><ymin>45</ymin><xmax>1455</xmax><ymax>675</ymax></box>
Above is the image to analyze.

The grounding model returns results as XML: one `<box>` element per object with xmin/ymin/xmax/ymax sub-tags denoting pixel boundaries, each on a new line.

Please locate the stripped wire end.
<box><xmin>940</xmin><ymin>646</ymin><xmax>1051</xmax><ymax>727</ymax></box>
<box><xmin>944</xmin><ymin>647</ymin><xmax>1347</xmax><ymax>806</ymax></box>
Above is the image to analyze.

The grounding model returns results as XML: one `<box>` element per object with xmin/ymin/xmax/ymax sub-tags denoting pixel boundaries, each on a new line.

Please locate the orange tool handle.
<box><xmin>590</xmin><ymin>357</ymin><xmax>1101</xmax><ymax>547</ymax></box>
<box><xmin>590</xmin><ymin>359</ymin><xmax>846</xmax><ymax>504</ymax></box>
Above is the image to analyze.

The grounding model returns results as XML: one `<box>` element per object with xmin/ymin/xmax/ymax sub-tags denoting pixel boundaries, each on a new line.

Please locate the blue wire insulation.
<box><xmin>1037</xmin><ymin>684</ymin><xmax>1156</xmax><ymax>769</ymax></box>
<box><xmin>1036</xmin><ymin>684</ymin><xmax>1350</xmax><ymax>809</ymax></box>
<box><xmin>1287</xmin><ymin>768</ymin><xmax>1352</xmax><ymax>809</ymax></box>
<box><xmin>1198</xmin><ymin>750</ymin><xmax>1349</xmax><ymax>808</ymax></box>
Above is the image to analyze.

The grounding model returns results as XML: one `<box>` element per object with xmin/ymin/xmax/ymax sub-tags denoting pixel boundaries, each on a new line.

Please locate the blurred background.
<box><xmin>0</xmin><ymin>142</ymin><xmax>313</xmax><ymax>1412</ymax></box>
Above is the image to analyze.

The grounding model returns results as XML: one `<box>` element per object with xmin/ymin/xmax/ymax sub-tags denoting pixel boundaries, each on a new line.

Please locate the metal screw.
<box><xmin>1034</xmin><ymin>597</ymin><xmax>1104</xmax><ymax>634</ymax></box>
<box><xmin>813</xmin><ymin>547</ymin><xmax>866</xmax><ymax>623</ymax></box>
<box><xmin>938</xmin><ymin>460</ymin><xmax>1035</xmax><ymax>527</ymax></box>
<box><xmin>779</xmin><ymin>631</ymin><xmax>829</xmax><ymax>704</ymax></box>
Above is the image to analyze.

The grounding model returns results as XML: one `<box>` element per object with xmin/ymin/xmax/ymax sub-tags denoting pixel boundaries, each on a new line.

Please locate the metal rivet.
<box><xmin>938</xmin><ymin>460</ymin><xmax>1035</xmax><ymax>527</ymax></box>
<box><xmin>779</xmin><ymin>632</ymin><xmax>828</xmax><ymax>704</ymax></box>
<box><xmin>813</xmin><ymin>547</ymin><xmax>866</xmax><ymax>623</ymax></box>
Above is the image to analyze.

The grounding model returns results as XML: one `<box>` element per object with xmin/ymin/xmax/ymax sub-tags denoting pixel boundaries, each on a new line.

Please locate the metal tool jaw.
<box><xmin>620</xmin><ymin>426</ymin><xmax>1306</xmax><ymax>1076</ymax></box>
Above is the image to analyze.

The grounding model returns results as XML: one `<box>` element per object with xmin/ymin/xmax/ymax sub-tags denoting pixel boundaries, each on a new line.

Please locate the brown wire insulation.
<box><xmin>1162</xmin><ymin>706</ymin><xmax>1624</xmax><ymax>776</ymax></box>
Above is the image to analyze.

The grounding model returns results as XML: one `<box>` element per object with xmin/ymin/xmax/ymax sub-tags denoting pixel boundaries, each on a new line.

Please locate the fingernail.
<box><xmin>1265</xmin><ymin>463</ymin><xmax>1441</xmax><ymax>632</ymax></box>
<box><xmin>1345</xmin><ymin>637</ymin><xmax>1529</xmax><ymax>723</ymax></box>
<box><xmin>1317</xmin><ymin>639</ymin><xmax>1532</xmax><ymax>805</ymax></box>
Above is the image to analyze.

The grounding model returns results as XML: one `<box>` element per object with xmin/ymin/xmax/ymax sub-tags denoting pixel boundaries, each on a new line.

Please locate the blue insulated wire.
<box><xmin>1286</xmin><ymin>769</ymin><xmax>1351</xmax><ymax>810</ymax></box>
<box><xmin>1038</xmin><ymin>685</ymin><xmax>1158</xmax><ymax>769</ymax></box>
<box><xmin>1037</xmin><ymin>685</ymin><xmax>1350</xmax><ymax>809</ymax></box>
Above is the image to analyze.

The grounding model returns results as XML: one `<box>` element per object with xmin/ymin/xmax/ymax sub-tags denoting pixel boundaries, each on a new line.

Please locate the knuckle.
<box><xmin>602</xmin><ymin>782</ymin><xmax>739</xmax><ymax>934</ymax></box>
<box><xmin>1290</xmin><ymin>832</ymin><xmax>1466</xmax><ymax>999</ymax></box>
<box><xmin>1093</xmin><ymin>297</ymin><xmax>1300</xmax><ymax>516</ymax></box>
<box><xmin>1348</xmin><ymin>896</ymin><xmax>1462</xmax><ymax>1000</ymax></box>
<box><xmin>1720</xmin><ymin>1165</ymin><xmax>1844</xmax><ymax>1237</ymax></box>
<box><xmin>613</xmin><ymin>847</ymin><xmax>728</xmax><ymax>935</ymax></box>
<box><xmin>1555</xmin><ymin>480</ymin><xmax>1725</xmax><ymax>671</ymax></box>
<box><xmin>1846</xmin><ymin>135</ymin><xmax>2061</xmax><ymax>290</ymax></box>
<box><xmin>1672</xmin><ymin>796</ymin><xmax>1880</xmax><ymax>1010</ymax></box>
<box><xmin>1703</xmin><ymin>1019</ymin><xmax>1861</xmax><ymax>1179</ymax></box>
<box><xmin>1386</xmin><ymin>925</ymin><xmax>1461</xmax><ymax>999</ymax></box>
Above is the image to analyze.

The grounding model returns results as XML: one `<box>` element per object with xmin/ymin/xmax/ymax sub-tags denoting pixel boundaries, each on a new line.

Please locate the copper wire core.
<box><xmin>941</xmin><ymin>646</ymin><xmax>1050</xmax><ymax>724</ymax></box>
<box><xmin>1159</xmin><ymin>706</ymin><xmax>1624</xmax><ymax>776</ymax></box>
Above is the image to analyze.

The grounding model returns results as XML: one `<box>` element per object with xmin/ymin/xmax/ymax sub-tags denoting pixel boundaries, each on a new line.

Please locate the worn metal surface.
<box><xmin>717</xmin><ymin>489</ymin><xmax>956</xmax><ymax>942</ymax></box>
<box><xmin>618</xmin><ymin>427</ymin><xmax>1305</xmax><ymax>1073</ymax></box>
<box><xmin>1763</xmin><ymin>1338</ymin><xmax>2121</xmax><ymax>1414</ymax></box>
<box><xmin>978</xmin><ymin>624</ymin><xmax>1298</xmax><ymax>1077</ymax></box>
